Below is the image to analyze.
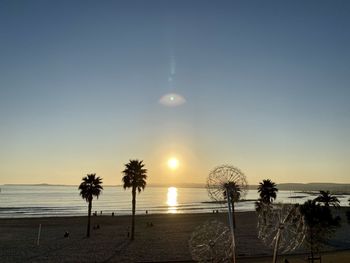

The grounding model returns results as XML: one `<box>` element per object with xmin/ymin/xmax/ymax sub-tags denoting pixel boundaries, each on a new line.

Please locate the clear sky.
<box><xmin>1</xmin><ymin>0</ymin><xmax>349</xmax><ymax>185</ymax></box>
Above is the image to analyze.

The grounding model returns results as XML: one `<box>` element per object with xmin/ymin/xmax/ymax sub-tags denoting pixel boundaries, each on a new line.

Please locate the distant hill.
<box><xmin>2</xmin><ymin>182</ymin><xmax>350</xmax><ymax>193</ymax></box>
<box><xmin>3</xmin><ymin>183</ymin><xmax>70</xmax><ymax>187</ymax></box>
<box><xmin>144</xmin><ymin>182</ymin><xmax>350</xmax><ymax>191</ymax></box>
<box><xmin>248</xmin><ymin>183</ymin><xmax>350</xmax><ymax>193</ymax></box>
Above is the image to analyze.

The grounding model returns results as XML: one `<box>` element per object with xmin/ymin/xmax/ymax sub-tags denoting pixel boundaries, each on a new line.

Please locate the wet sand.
<box><xmin>0</xmin><ymin>209</ymin><xmax>349</xmax><ymax>262</ymax></box>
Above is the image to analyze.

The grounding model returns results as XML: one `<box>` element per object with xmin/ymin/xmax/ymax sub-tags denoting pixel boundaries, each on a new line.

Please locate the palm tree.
<box><xmin>122</xmin><ymin>159</ymin><xmax>147</xmax><ymax>240</ymax></box>
<box><xmin>78</xmin><ymin>174</ymin><xmax>103</xmax><ymax>238</ymax></box>
<box><xmin>314</xmin><ymin>190</ymin><xmax>340</xmax><ymax>207</ymax></box>
<box><xmin>223</xmin><ymin>181</ymin><xmax>241</xmax><ymax>229</ymax></box>
<box><xmin>300</xmin><ymin>200</ymin><xmax>340</xmax><ymax>262</ymax></box>
<box><xmin>257</xmin><ymin>179</ymin><xmax>278</xmax><ymax>205</ymax></box>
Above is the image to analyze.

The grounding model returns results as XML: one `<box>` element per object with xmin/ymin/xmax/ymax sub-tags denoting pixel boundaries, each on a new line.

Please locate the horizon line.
<box><xmin>2</xmin><ymin>182</ymin><xmax>350</xmax><ymax>187</ymax></box>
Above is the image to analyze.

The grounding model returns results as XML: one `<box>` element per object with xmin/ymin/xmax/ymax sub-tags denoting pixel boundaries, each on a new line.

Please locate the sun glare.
<box><xmin>168</xmin><ymin>158</ymin><xmax>179</xmax><ymax>170</ymax></box>
<box><xmin>167</xmin><ymin>187</ymin><xmax>178</xmax><ymax>213</ymax></box>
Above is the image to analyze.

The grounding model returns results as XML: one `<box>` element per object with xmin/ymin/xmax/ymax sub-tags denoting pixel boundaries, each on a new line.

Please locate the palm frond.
<box><xmin>121</xmin><ymin>159</ymin><xmax>148</xmax><ymax>193</ymax></box>
<box><xmin>78</xmin><ymin>173</ymin><xmax>103</xmax><ymax>202</ymax></box>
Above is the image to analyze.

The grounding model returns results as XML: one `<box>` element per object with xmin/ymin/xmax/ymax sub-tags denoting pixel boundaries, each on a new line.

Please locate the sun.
<box><xmin>168</xmin><ymin>158</ymin><xmax>179</xmax><ymax>170</ymax></box>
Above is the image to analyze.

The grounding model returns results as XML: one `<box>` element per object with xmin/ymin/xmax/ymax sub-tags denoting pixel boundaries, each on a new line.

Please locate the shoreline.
<box><xmin>0</xmin><ymin>210</ymin><xmax>253</xmax><ymax>220</ymax></box>
<box><xmin>1</xmin><ymin>204</ymin><xmax>349</xmax><ymax>220</ymax></box>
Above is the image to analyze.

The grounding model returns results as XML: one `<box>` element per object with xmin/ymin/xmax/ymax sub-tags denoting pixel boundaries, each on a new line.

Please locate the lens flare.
<box><xmin>159</xmin><ymin>93</ymin><xmax>186</xmax><ymax>107</ymax></box>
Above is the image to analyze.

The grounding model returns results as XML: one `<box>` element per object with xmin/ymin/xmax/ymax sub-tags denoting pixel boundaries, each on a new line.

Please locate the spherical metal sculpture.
<box><xmin>207</xmin><ymin>165</ymin><xmax>248</xmax><ymax>202</ymax></box>
<box><xmin>189</xmin><ymin>220</ymin><xmax>232</xmax><ymax>263</ymax></box>
<box><xmin>206</xmin><ymin>165</ymin><xmax>248</xmax><ymax>263</ymax></box>
<box><xmin>257</xmin><ymin>203</ymin><xmax>306</xmax><ymax>263</ymax></box>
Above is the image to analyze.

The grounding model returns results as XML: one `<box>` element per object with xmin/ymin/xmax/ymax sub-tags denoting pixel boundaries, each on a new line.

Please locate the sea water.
<box><xmin>0</xmin><ymin>185</ymin><xmax>349</xmax><ymax>218</ymax></box>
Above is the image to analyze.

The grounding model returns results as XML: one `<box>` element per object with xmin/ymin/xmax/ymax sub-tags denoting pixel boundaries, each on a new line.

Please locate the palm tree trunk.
<box><xmin>87</xmin><ymin>197</ymin><xmax>92</xmax><ymax>238</ymax></box>
<box><xmin>272</xmin><ymin>228</ymin><xmax>281</xmax><ymax>263</ymax></box>
<box><xmin>231</xmin><ymin>200</ymin><xmax>236</xmax><ymax>229</ymax></box>
<box><xmin>131</xmin><ymin>187</ymin><xmax>136</xmax><ymax>240</ymax></box>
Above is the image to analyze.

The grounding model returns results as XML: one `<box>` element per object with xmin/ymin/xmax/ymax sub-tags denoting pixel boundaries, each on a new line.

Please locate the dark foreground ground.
<box><xmin>0</xmin><ymin>209</ymin><xmax>349</xmax><ymax>262</ymax></box>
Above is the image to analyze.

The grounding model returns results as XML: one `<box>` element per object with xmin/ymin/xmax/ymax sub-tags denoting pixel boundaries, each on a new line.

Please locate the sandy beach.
<box><xmin>1</xmin><ymin>209</ymin><xmax>349</xmax><ymax>263</ymax></box>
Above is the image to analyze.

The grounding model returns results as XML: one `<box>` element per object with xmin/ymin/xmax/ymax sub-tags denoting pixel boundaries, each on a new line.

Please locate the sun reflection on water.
<box><xmin>167</xmin><ymin>187</ymin><xmax>178</xmax><ymax>213</ymax></box>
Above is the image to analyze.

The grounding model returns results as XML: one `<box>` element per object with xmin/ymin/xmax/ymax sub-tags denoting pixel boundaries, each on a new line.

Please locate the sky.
<box><xmin>0</xmin><ymin>0</ymin><xmax>350</xmax><ymax>186</ymax></box>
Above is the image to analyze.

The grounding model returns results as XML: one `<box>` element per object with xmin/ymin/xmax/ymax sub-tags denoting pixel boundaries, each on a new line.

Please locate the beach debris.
<box><xmin>257</xmin><ymin>203</ymin><xmax>306</xmax><ymax>263</ymax></box>
<box><xmin>93</xmin><ymin>224</ymin><xmax>100</xmax><ymax>230</ymax></box>
<box><xmin>189</xmin><ymin>220</ymin><xmax>232</xmax><ymax>263</ymax></box>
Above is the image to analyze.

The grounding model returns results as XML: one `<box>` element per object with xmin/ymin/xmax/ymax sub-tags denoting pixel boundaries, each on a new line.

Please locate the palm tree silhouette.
<box><xmin>258</xmin><ymin>179</ymin><xmax>278</xmax><ymax>204</ymax></box>
<box><xmin>122</xmin><ymin>159</ymin><xmax>147</xmax><ymax>240</ymax></box>
<box><xmin>223</xmin><ymin>181</ymin><xmax>241</xmax><ymax>229</ymax></box>
<box><xmin>300</xmin><ymin>200</ymin><xmax>340</xmax><ymax>262</ymax></box>
<box><xmin>78</xmin><ymin>174</ymin><xmax>103</xmax><ymax>238</ymax></box>
<box><xmin>314</xmin><ymin>190</ymin><xmax>340</xmax><ymax>207</ymax></box>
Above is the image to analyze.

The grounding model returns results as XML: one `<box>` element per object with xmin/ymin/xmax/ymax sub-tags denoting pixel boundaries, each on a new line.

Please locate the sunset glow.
<box><xmin>168</xmin><ymin>158</ymin><xmax>179</xmax><ymax>170</ymax></box>
<box><xmin>0</xmin><ymin>1</ymin><xmax>349</xmax><ymax>186</ymax></box>
<box><xmin>167</xmin><ymin>187</ymin><xmax>178</xmax><ymax>213</ymax></box>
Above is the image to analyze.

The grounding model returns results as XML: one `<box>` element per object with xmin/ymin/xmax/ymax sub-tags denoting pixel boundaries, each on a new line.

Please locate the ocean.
<box><xmin>0</xmin><ymin>185</ymin><xmax>349</xmax><ymax>218</ymax></box>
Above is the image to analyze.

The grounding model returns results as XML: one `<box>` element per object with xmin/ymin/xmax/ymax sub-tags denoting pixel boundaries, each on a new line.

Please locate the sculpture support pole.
<box><xmin>272</xmin><ymin>227</ymin><xmax>281</xmax><ymax>263</ymax></box>
<box><xmin>36</xmin><ymin>224</ymin><xmax>41</xmax><ymax>246</ymax></box>
<box><xmin>226</xmin><ymin>188</ymin><xmax>236</xmax><ymax>263</ymax></box>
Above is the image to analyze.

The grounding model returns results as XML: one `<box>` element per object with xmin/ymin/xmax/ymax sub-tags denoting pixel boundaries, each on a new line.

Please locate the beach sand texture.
<box><xmin>0</xmin><ymin>210</ymin><xmax>349</xmax><ymax>262</ymax></box>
